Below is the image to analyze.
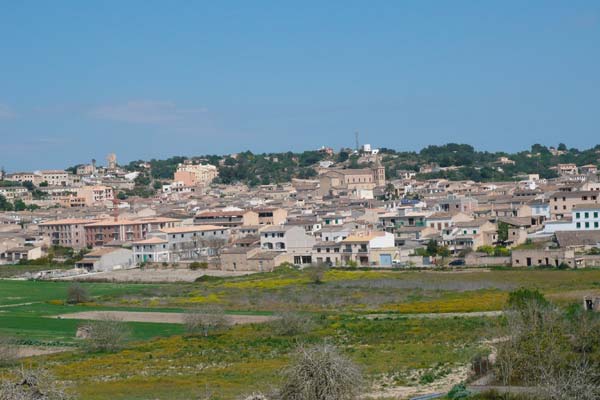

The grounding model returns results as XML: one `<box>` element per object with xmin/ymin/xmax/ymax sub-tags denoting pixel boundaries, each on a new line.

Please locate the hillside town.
<box><xmin>3</xmin><ymin>144</ymin><xmax>600</xmax><ymax>276</ymax></box>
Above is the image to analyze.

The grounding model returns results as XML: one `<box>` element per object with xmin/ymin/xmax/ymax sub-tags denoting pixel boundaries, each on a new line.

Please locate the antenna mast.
<box><xmin>355</xmin><ymin>131</ymin><xmax>359</xmax><ymax>152</ymax></box>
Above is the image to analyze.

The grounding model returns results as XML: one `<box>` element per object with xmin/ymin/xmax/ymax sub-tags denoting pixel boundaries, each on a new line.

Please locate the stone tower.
<box><xmin>374</xmin><ymin>156</ymin><xmax>386</xmax><ymax>186</ymax></box>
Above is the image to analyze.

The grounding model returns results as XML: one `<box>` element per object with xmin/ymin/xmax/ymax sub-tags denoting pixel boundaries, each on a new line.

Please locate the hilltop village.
<box><xmin>2</xmin><ymin>143</ymin><xmax>600</xmax><ymax>276</ymax></box>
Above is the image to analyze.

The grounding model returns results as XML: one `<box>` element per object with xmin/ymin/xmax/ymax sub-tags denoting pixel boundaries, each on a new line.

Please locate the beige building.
<box><xmin>38</xmin><ymin>218</ymin><xmax>98</xmax><ymax>249</ymax></box>
<box><xmin>195</xmin><ymin>210</ymin><xmax>259</xmax><ymax>227</ymax></box>
<box><xmin>36</xmin><ymin>170</ymin><xmax>70</xmax><ymax>186</ymax></box>
<box><xmin>319</xmin><ymin>165</ymin><xmax>385</xmax><ymax>197</ymax></box>
<box><xmin>174</xmin><ymin>163</ymin><xmax>218</xmax><ymax>186</ymax></box>
<box><xmin>549</xmin><ymin>191</ymin><xmax>599</xmax><ymax>219</ymax></box>
<box><xmin>76</xmin><ymin>186</ymin><xmax>114</xmax><ymax>206</ymax></box>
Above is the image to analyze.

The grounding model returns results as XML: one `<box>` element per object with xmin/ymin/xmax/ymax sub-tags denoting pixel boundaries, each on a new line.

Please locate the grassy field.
<box><xmin>2</xmin><ymin>267</ymin><xmax>600</xmax><ymax>398</ymax></box>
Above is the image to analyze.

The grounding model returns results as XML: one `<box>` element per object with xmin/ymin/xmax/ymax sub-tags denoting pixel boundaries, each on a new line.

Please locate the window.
<box><xmin>595</xmin><ymin>222</ymin><xmax>599</xmax><ymax>228</ymax></box>
<box><xmin>473</xmin><ymin>230</ymin><xmax>477</xmax><ymax>234</ymax></box>
<box><xmin>585</xmin><ymin>212</ymin><xmax>590</xmax><ymax>219</ymax></box>
<box><xmin>576</xmin><ymin>212</ymin><xmax>581</xmax><ymax>219</ymax></box>
<box><xmin>576</xmin><ymin>222</ymin><xmax>581</xmax><ymax>228</ymax></box>
<box><xmin>595</xmin><ymin>212</ymin><xmax>599</xmax><ymax>218</ymax></box>
<box><xmin>586</xmin><ymin>222</ymin><xmax>590</xmax><ymax>228</ymax></box>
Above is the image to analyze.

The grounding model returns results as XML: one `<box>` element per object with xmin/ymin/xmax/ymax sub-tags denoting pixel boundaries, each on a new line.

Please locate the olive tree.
<box><xmin>183</xmin><ymin>305</ymin><xmax>230</xmax><ymax>337</ymax></box>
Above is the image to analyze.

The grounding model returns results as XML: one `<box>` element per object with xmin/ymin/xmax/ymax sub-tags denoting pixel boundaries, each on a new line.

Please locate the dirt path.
<box><xmin>15</xmin><ymin>346</ymin><xmax>71</xmax><ymax>358</ymax></box>
<box><xmin>364</xmin><ymin>311</ymin><xmax>503</xmax><ymax>320</ymax></box>
<box><xmin>52</xmin><ymin>310</ymin><xmax>276</xmax><ymax>325</ymax></box>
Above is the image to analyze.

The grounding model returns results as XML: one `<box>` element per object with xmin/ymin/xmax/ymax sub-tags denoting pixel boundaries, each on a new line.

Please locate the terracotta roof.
<box><xmin>132</xmin><ymin>237</ymin><xmax>168</xmax><ymax>245</ymax></box>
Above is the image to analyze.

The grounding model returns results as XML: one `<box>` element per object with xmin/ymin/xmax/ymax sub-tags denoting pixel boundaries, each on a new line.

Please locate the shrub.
<box><xmin>183</xmin><ymin>305</ymin><xmax>230</xmax><ymax>337</ymax></box>
<box><xmin>306</xmin><ymin>264</ymin><xmax>329</xmax><ymax>284</ymax></box>
<box><xmin>279</xmin><ymin>343</ymin><xmax>363</xmax><ymax>400</ymax></box>
<box><xmin>189</xmin><ymin>262</ymin><xmax>208</xmax><ymax>270</ymax></box>
<box><xmin>0</xmin><ymin>367</ymin><xmax>73</xmax><ymax>400</ymax></box>
<box><xmin>66</xmin><ymin>283</ymin><xmax>89</xmax><ymax>304</ymax></box>
<box><xmin>79</xmin><ymin>315</ymin><xmax>131</xmax><ymax>353</ymax></box>
<box><xmin>271</xmin><ymin>312</ymin><xmax>315</xmax><ymax>336</ymax></box>
<box><xmin>506</xmin><ymin>288</ymin><xmax>548</xmax><ymax>311</ymax></box>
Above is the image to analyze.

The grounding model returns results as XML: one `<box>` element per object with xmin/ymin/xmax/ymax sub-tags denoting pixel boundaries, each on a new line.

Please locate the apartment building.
<box><xmin>84</xmin><ymin>217</ymin><xmax>181</xmax><ymax>247</ymax></box>
<box><xmin>76</xmin><ymin>186</ymin><xmax>114</xmax><ymax>206</ymax></box>
<box><xmin>573</xmin><ymin>205</ymin><xmax>600</xmax><ymax>230</ymax></box>
<box><xmin>38</xmin><ymin>218</ymin><xmax>98</xmax><ymax>249</ymax></box>
<box><xmin>0</xmin><ymin>187</ymin><xmax>29</xmax><ymax>200</ymax></box>
<box><xmin>549</xmin><ymin>191</ymin><xmax>599</xmax><ymax>219</ymax></box>
<box><xmin>37</xmin><ymin>170</ymin><xmax>70</xmax><ymax>186</ymax></box>
<box><xmin>132</xmin><ymin>225</ymin><xmax>230</xmax><ymax>264</ymax></box>
<box><xmin>195</xmin><ymin>210</ymin><xmax>259</xmax><ymax>227</ymax></box>
<box><xmin>260</xmin><ymin>225</ymin><xmax>316</xmax><ymax>264</ymax></box>
<box><xmin>339</xmin><ymin>232</ymin><xmax>396</xmax><ymax>267</ymax></box>
<box><xmin>254</xmin><ymin>207</ymin><xmax>287</xmax><ymax>225</ymax></box>
<box><xmin>174</xmin><ymin>163</ymin><xmax>218</xmax><ymax>186</ymax></box>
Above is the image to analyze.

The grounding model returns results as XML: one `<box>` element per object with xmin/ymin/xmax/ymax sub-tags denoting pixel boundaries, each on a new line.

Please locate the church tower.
<box><xmin>374</xmin><ymin>156</ymin><xmax>386</xmax><ymax>186</ymax></box>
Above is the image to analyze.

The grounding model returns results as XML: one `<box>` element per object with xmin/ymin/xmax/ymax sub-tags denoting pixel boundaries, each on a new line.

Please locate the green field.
<box><xmin>1</xmin><ymin>267</ymin><xmax>600</xmax><ymax>399</ymax></box>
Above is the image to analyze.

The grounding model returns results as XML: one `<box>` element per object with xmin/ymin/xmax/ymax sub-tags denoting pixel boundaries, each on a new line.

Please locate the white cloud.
<box><xmin>89</xmin><ymin>100</ymin><xmax>207</xmax><ymax>124</ymax></box>
<box><xmin>0</xmin><ymin>104</ymin><xmax>16</xmax><ymax>119</ymax></box>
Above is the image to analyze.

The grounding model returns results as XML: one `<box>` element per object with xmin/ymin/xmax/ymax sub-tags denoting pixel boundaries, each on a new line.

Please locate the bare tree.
<box><xmin>66</xmin><ymin>283</ymin><xmax>89</xmax><ymax>304</ymax></box>
<box><xmin>0</xmin><ymin>336</ymin><xmax>17</xmax><ymax>367</ymax></box>
<box><xmin>540</xmin><ymin>360</ymin><xmax>600</xmax><ymax>400</ymax></box>
<box><xmin>79</xmin><ymin>314</ymin><xmax>131</xmax><ymax>353</ymax></box>
<box><xmin>183</xmin><ymin>305</ymin><xmax>230</xmax><ymax>337</ymax></box>
<box><xmin>0</xmin><ymin>366</ymin><xmax>73</xmax><ymax>400</ymax></box>
<box><xmin>279</xmin><ymin>343</ymin><xmax>363</xmax><ymax>400</ymax></box>
<box><xmin>271</xmin><ymin>312</ymin><xmax>315</xmax><ymax>336</ymax></box>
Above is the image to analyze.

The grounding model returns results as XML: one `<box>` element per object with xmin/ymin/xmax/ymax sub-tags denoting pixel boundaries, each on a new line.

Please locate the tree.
<box><xmin>271</xmin><ymin>312</ymin><xmax>315</xmax><ymax>336</ymax></box>
<box><xmin>66</xmin><ymin>283</ymin><xmax>89</xmax><ymax>304</ymax></box>
<box><xmin>0</xmin><ymin>195</ymin><xmax>13</xmax><ymax>211</ymax></box>
<box><xmin>183</xmin><ymin>305</ymin><xmax>230</xmax><ymax>337</ymax></box>
<box><xmin>497</xmin><ymin>221</ymin><xmax>509</xmax><ymax>243</ymax></box>
<box><xmin>13</xmin><ymin>199</ymin><xmax>27</xmax><ymax>211</ymax></box>
<box><xmin>279</xmin><ymin>343</ymin><xmax>363</xmax><ymax>400</ymax></box>
<box><xmin>306</xmin><ymin>264</ymin><xmax>329</xmax><ymax>284</ymax></box>
<box><xmin>80</xmin><ymin>315</ymin><xmax>131</xmax><ymax>353</ymax></box>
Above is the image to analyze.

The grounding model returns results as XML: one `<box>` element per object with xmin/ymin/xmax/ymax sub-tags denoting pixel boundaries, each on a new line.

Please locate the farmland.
<box><xmin>2</xmin><ymin>267</ymin><xmax>600</xmax><ymax>399</ymax></box>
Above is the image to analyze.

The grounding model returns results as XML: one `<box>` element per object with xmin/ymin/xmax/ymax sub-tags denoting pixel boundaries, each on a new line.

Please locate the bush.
<box><xmin>66</xmin><ymin>283</ymin><xmax>89</xmax><ymax>304</ymax></box>
<box><xmin>79</xmin><ymin>315</ymin><xmax>131</xmax><ymax>353</ymax></box>
<box><xmin>0</xmin><ymin>367</ymin><xmax>73</xmax><ymax>399</ymax></box>
<box><xmin>507</xmin><ymin>288</ymin><xmax>548</xmax><ymax>311</ymax></box>
<box><xmin>279</xmin><ymin>343</ymin><xmax>363</xmax><ymax>400</ymax></box>
<box><xmin>189</xmin><ymin>262</ymin><xmax>208</xmax><ymax>270</ymax></box>
<box><xmin>271</xmin><ymin>312</ymin><xmax>315</xmax><ymax>336</ymax></box>
<box><xmin>183</xmin><ymin>305</ymin><xmax>230</xmax><ymax>337</ymax></box>
<box><xmin>447</xmin><ymin>383</ymin><xmax>471</xmax><ymax>399</ymax></box>
<box><xmin>306</xmin><ymin>264</ymin><xmax>329</xmax><ymax>284</ymax></box>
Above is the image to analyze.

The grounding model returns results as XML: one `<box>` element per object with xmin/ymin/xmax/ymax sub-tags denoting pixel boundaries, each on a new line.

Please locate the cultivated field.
<box><xmin>1</xmin><ymin>266</ymin><xmax>600</xmax><ymax>399</ymax></box>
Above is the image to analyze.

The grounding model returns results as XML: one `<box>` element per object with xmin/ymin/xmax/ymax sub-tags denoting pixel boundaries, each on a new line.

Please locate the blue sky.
<box><xmin>1</xmin><ymin>1</ymin><xmax>599</xmax><ymax>171</ymax></box>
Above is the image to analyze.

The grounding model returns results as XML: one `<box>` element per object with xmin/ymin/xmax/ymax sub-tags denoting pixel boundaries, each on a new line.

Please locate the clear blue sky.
<box><xmin>1</xmin><ymin>1</ymin><xmax>599</xmax><ymax>171</ymax></box>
